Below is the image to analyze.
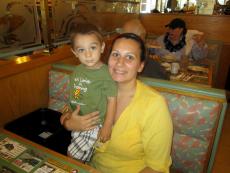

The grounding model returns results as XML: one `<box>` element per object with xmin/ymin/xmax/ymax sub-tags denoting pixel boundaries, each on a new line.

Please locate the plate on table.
<box><xmin>161</xmin><ymin>62</ymin><xmax>171</xmax><ymax>71</ymax></box>
<box><xmin>146</xmin><ymin>43</ymin><xmax>162</xmax><ymax>49</ymax></box>
<box><xmin>187</xmin><ymin>65</ymin><xmax>209</xmax><ymax>73</ymax></box>
<box><xmin>162</xmin><ymin>54</ymin><xmax>177</xmax><ymax>62</ymax></box>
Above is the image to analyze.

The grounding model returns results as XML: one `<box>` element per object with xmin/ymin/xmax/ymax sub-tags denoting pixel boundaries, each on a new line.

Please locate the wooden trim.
<box><xmin>0</xmin><ymin>45</ymin><xmax>74</xmax><ymax>79</ymax></box>
<box><xmin>152</xmin><ymin>86</ymin><xmax>226</xmax><ymax>102</ymax></box>
<box><xmin>140</xmin><ymin>77</ymin><xmax>227</xmax><ymax>102</ymax></box>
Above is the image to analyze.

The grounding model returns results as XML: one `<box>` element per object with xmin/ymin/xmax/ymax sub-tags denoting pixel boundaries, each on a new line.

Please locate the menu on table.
<box><xmin>0</xmin><ymin>134</ymin><xmax>90</xmax><ymax>173</ymax></box>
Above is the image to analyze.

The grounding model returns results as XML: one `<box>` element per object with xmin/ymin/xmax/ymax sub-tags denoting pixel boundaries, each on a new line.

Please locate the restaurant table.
<box><xmin>0</xmin><ymin>129</ymin><xmax>100</xmax><ymax>173</ymax></box>
<box><xmin>169</xmin><ymin>63</ymin><xmax>213</xmax><ymax>86</ymax></box>
<box><xmin>153</xmin><ymin>56</ymin><xmax>213</xmax><ymax>87</ymax></box>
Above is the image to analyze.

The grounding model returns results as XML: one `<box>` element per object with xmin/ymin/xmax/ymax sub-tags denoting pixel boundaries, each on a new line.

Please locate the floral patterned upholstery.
<box><xmin>48</xmin><ymin>66</ymin><xmax>224</xmax><ymax>173</ymax></box>
<box><xmin>48</xmin><ymin>70</ymin><xmax>71</xmax><ymax>111</ymax></box>
<box><xmin>160</xmin><ymin>92</ymin><xmax>221</xmax><ymax>173</ymax></box>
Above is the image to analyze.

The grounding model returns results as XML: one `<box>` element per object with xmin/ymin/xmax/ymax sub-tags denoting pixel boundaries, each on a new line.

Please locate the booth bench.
<box><xmin>48</xmin><ymin>63</ymin><xmax>227</xmax><ymax>173</ymax></box>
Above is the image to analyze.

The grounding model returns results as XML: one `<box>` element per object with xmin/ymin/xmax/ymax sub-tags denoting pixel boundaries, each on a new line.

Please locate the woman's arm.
<box><xmin>99</xmin><ymin>97</ymin><xmax>117</xmax><ymax>142</ymax></box>
<box><xmin>191</xmin><ymin>34</ymin><xmax>208</xmax><ymax>60</ymax></box>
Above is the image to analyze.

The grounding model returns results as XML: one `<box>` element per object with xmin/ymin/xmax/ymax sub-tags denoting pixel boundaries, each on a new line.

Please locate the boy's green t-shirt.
<box><xmin>69</xmin><ymin>64</ymin><xmax>117</xmax><ymax>122</ymax></box>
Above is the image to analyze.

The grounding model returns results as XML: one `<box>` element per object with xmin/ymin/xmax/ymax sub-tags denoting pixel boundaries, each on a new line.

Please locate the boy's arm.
<box><xmin>99</xmin><ymin>96</ymin><xmax>117</xmax><ymax>142</ymax></box>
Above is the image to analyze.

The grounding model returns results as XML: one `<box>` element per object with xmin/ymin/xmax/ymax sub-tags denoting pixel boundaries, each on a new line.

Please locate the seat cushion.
<box><xmin>160</xmin><ymin>91</ymin><xmax>221</xmax><ymax>173</ymax></box>
<box><xmin>49</xmin><ymin>70</ymin><xmax>70</xmax><ymax>102</ymax></box>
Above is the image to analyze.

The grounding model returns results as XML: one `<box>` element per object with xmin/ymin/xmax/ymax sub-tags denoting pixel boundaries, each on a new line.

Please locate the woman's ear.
<box><xmin>101</xmin><ymin>42</ymin><xmax>105</xmax><ymax>53</ymax></box>
<box><xmin>138</xmin><ymin>62</ymin><xmax>145</xmax><ymax>73</ymax></box>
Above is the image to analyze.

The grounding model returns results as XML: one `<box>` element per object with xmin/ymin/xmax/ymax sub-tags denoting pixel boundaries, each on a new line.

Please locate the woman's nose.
<box><xmin>116</xmin><ymin>57</ymin><xmax>125</xmax><ymax>66</ymax></box>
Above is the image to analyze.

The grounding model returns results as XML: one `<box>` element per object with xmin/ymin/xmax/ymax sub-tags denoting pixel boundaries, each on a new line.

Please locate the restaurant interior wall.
<box><xmin>0</xmin><ymin>0</ymin><xmax>230</xmax><ymax>89</ymax></box>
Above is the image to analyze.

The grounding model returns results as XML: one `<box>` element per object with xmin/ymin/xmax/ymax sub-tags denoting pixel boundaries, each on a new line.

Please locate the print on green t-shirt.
<box><xmin>69</xmin><ymin>64</ymin><xmax>117</xmax><ymax>123</ymax></box>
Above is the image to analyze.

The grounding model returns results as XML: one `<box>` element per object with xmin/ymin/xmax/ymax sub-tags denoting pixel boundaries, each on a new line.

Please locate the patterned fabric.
<box><xmin>49</xmin><ymin>70</ymin><xmax>70</xmax><ymax>102</ymax></box>
<box><xmin>68</xmin><ymin>126</ymin><xmax>100</xmax><ymax>162</ymax></box>
<box><xmin>48</xmin><ymin>70</ymin><xmax>71</xmax><ymax>111</ymax></box>
<box><xmin>48</xmin><ymin>98</ymin><xmax>67</xmax><ymax>112</ymax></box>
<box><xmin>160</xmin><ymin>91</ymin><xmax>221</xmax><ymax>173</ymax></box>
<box><xmin>164</xmin><ymin>33</ymin><xmax>186</xmax><ymax>53</ymax></box>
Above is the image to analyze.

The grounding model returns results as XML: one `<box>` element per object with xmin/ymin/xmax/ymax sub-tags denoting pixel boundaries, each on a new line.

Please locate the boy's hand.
<box><xmin>99</xmin><ymin>125</ymin><xmax>112</xmax><ymax>143</ymax></box>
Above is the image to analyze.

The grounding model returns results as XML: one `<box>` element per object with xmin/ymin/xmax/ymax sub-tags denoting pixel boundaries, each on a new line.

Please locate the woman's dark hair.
<box><xmin>110</xmin><ymin>33</ymin><xmax>146</xmax><ymax>62</ymax></box>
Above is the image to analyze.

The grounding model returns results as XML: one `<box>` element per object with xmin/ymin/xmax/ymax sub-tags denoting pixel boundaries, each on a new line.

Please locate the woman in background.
<box><xmin>153</xmin><ymin>18</ymin><xmax>208</xmax><ymax>61</ymax></box>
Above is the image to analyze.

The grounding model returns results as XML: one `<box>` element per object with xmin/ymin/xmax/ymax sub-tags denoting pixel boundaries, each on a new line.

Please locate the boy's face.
<box><xmin>72</xmin><ymin>33</ymin><xmax>105</xmax><ymax>69</ymax></box>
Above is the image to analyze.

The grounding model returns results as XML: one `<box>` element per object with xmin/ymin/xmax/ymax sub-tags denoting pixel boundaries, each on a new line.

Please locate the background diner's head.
<box><xmin>165</xmin><ymin>18</ymin><xmax>187</xmax><ymax>42</ymax></box>
<box><xmin>69</xmin><ymin>23</ymin><xmax>105</xmax><ymax>67</ymax></box>
<box><xmin>122</xmin><ymin>19</ymin><xmax>147</xmax><ymax>41</ymax></box>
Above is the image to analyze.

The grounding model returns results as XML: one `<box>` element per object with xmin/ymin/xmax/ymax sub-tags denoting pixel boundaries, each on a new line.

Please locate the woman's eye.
<box><xmin>126</xmin><ymin>55</ymin><xmax>134</xmax><ymax>60</ymax></box>
<box><xmin>111</xmin><ymin>52</ymin><xmax>119</xmax><ymax>57</ymax></box>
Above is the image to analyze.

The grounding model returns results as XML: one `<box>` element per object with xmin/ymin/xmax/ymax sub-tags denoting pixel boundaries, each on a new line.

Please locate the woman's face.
<box><xmin>108</xmin><ymin>38</ymin><xmax>144</xmax><ymax>84</ymax></box>
<box><xmin>167</xmin><ymin>28</ymin><xmax>183</xmax><ymax>42</ymax></box>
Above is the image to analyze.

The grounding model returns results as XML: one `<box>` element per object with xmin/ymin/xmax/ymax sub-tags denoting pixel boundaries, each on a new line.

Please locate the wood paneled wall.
<box><xmin>0</xmin><ymin>46</ymin><xmax>78</xmax><ymax>127</ymax></box>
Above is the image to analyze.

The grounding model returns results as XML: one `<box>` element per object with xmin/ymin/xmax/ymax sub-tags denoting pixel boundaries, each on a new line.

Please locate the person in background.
<box><xmin>122</xmin><ymin>19</ymin><xmax>169</xmax><ymax>80</ymax></box>
<box><xmin>61</xmin><ymin>33</ymin><xmax>173</xmax><ymax>173</ymax></box>
<box><xmin>60</xmin><ymin>23</ymin><xmax>117</xmax><ymax>162</ymax></box>
<box><xmin>153</xmin><ymin>18</ymin><xmax>208</xmax><ymax>61</ymax></box>
<box><xmin>122</xmin><ymin>19</ymin><xmax>147</xmax><ymax>41</ymax></box>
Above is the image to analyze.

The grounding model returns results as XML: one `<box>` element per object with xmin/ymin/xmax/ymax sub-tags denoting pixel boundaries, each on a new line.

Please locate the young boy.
<box><xmin>61</xmin><ymin>23</ymin><xmax>117</xmax><ymax>162</ymax></box>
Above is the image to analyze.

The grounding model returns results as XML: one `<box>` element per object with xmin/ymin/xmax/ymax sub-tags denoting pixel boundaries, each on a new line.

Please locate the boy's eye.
<box><xmin>90</xmin><ymin>46</ymin><xmax>97</xmax><ymax>50</ymax></box>
<box><xmin>77</xmin><ymin>48</ymin><xmax>84</xmax><ymax>53</ymax></box>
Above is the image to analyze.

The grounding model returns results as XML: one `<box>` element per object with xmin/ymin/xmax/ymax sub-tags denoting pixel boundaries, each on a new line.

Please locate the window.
<box><xmin>140</xmin><ymin>0</ymin><xmax>151</xmax><ymax>13</ymax></box>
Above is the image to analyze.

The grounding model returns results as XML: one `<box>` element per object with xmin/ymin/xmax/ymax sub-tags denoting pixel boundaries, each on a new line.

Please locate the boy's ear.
<box><xmin>101</xmin><ymin>42</ymin><xmax>105</xmax><ymax>53</ymax></box>
<box><xmin>71</xmin><ymin>48</ymin><xmax>78</xmax><ymax>58</ymax></box>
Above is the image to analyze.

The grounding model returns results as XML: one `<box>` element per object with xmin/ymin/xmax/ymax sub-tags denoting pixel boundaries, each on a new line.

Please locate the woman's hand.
<box><xmin>193</xmin><ymin>34</ymin><xmax>206</xmax><ymax>48</ymax></box>
<box><xmin>60</xmin><ymin>105</ymin><xmax>100</xmax><ymax>131</ymax></box>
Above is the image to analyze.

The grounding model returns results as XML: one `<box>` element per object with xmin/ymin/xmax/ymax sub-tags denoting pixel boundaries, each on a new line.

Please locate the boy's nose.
<box><xmin>85</xmin><ymin>50</ymin><xmax>92</xmax><ymax>57</ymax></box>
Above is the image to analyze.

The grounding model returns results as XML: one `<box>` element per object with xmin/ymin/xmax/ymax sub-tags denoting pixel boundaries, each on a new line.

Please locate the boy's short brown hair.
<box><xmin>70</xmin><ymin>23</ymin><xmax>103</xmax><ymax>48</ymax></box>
